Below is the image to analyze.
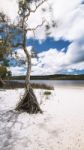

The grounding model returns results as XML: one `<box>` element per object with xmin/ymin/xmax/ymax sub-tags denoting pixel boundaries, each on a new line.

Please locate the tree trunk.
<box><xmin>0</xmin><ymin>76</ymin><xmax>5</xmax><ymax>87</ymax></box>
<box><xmin>15</xmin><ymin>52</ymin><xmax>42</xmax><ymax>113</ymax></box>
<box><xmin>15</xmin><ymin>29</ymin><xmax>42</xmax><ymax>113</ymax></box>
<box><xmin>16</xmin><ymin>85</ymin><xmax>42</xmax><ymax>113</ymax></box>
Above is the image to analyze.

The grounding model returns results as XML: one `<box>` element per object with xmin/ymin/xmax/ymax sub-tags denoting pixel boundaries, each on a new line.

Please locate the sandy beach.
<box><xmin>0</xmin><ymin>85</ymin><xmax>84</xmax><ymax>150</ymax></box>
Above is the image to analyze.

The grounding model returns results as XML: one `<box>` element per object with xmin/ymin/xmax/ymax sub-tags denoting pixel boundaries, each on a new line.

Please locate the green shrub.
<box><xmin>0</xmin><ymin>66</ymin><xmax>8</xmax><ymax>78</ymax></box>
<box><xmin>44</xmin><ymin>91</ymin><xmax>51</xmax><ymax>95</ymax></box>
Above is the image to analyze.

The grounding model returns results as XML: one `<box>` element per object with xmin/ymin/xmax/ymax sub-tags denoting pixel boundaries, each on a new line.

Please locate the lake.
<box><xmin>9</xmin><ymin>80</ymin><xmax>84</xmax><ymax>88</ymax></box>
<box><xmin>30</xmin><ymin>80</ymin><xmax>84</xmax><ymax>88</ymax></box>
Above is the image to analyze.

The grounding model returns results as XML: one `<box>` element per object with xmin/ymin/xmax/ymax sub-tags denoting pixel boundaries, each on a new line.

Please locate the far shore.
<box><xmin>5</xmin><ymin>74</ymin><xmax>84</xmax><ymax>80</ymax></box>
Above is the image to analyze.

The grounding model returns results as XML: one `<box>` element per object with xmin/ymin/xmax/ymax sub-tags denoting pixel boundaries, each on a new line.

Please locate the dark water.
<box><xmin>30</xmin><ymin>80</ymin><xmax>84</xmax><ymax>87</ymax></box>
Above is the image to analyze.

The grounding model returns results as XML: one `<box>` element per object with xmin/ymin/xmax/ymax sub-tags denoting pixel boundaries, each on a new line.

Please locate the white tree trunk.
<box><xmin>25</xmin><ymin>48</ymin><xmax>31</xmax><ymax>91</ymax></box>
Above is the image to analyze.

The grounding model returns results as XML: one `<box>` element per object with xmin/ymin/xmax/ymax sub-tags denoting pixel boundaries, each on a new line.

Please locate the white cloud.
<box><xmin>10</xmin><ymin>40</ymin><xmax>84</xmax><ymax>75</ymax></box>
<box><xmin>54</xmin><ymin>4</ymin><xmax>84</xmax><ymax>41</ymax></box>
<box><xmin>31</xmin><ymin>38</ymin><xmax>84</xmax><ymax>75</ymax></box>
<box><xmin>44</xmin><ymin>0</ymin><xmax>83</xmax><ymax>41</ymax></box>
<box><xmin>68</xmin><ymin>62</ymin><xmax>84</xmax><ymax>71</ymax></box>
<box><xmin>0</xmin><ymin>0</ymin><xmax>18</xmax><ymax>21</ymax></box>
<box><xmin>27</xmin><ymin>0</ymin><xmax>84</xmax><ymax>41</ymax></box>
<box><xmin>65</xmin><ymin>39</ymin><xmax>84</xmax><ymax>64</ymax></box>
<box><xmin>10</xmin><ymin>66</ymin><xmax>26</xmax><ymax>76</ymax></box>
<box><xmin>15</xmin><ymin>46</ymin><xmax>32</xmax><ymax>59</ymax></box>
<box><xmin>0</xmin><ymin>0</ymin><xmax>84</xmax><ymax>75</ymax></box>
<box><xmin>0</xmin><ymin>0</ymin><xmax>84</xmax><ymax>40</ymax></box>
<box><xmin>31</xmin><ymin>49</ymin><xmax>65</xmax><ymax>75</ymax></box>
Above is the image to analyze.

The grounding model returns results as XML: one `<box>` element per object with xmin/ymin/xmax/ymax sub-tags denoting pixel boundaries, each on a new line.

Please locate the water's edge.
<box><xmin>8</xmin><ymin>80</ymin><xmax>84</xmax><ymax>88</ymax></box>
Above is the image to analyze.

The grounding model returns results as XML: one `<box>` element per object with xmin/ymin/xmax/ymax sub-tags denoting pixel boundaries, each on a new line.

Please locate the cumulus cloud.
<box><xmin>27</xmin><ymin>0</ymin><xmax>84</xmax><ymax>41</ymax></box>
<box><xmin>65</xmin><ymin>39</ymin><xmax>84</xmax><ymax>64</ymax></box>
<box><xmin>10</xmin><ymin>66</ymin><xmax>26</xmax><ymax>76</ymax></box>
<box><xmin>0</xmin><ymin>0</ymin><xmax>18</xmax><ymax>21</ymax></box>
<box><xmin>0</xmin><ymin>0</ymin><xmax>84</xmax><ymax>40</ymax></box>
<box><xmin>11</xmin><ymin>37</ymin><xmax>84</xmax><ymax>75</ymax></box>
<box><xmin>31</xmin><ymin>38</ymin><xmax>84</xmax><ymax>75</ymax></box>
<box><xmin>0</xmin><ymin>0</ymin><xmax>84</xmax><ymax>75</ymax></box>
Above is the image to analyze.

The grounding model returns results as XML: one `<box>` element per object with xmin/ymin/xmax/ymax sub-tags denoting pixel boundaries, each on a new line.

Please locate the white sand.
<box><xmin>0</xmin><ymin>86</ymin><xmax>84</xmax><ymax>150</ymax></box>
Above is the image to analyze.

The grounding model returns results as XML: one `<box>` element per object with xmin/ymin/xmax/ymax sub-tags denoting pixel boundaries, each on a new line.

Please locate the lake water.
<box><xmin>30</xmin><ymin>80</ymin><xmax>84</xmax><ymax>88</ymax></box>
<box><xmin>10</xmin><ymin>80</ymin><xmax>84</xmax><ymax>88</ymax></box>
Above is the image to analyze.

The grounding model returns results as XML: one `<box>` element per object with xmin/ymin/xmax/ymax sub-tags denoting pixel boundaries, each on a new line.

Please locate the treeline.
<box><xmin>8</xmin><ymin>74</ymin><xmax>84</xmax><ymax>80</ymax></box>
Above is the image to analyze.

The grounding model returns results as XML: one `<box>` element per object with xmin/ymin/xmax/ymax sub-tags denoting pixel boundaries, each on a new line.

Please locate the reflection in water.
<box><xmin>9</xmin><ymin>80</ymin><xmax>84</xmax><ymax>88</ymax></box>
<box><xmin>30</xmin><ymin>80</ymin><xmax>84</xmax><ymax>87</ymax></box>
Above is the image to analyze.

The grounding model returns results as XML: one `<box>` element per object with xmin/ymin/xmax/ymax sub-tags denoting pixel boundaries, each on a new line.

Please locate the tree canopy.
<box><xmin>0</xmin><ymin>12</ymin><xmax>11</xmax><ymax>78</ymax></box>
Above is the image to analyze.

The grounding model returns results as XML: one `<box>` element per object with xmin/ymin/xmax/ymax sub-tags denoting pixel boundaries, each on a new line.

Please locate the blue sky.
<box><xmin>27</xmin><ymin>38</ymin><xmax>71</xmax><ymax>53</ymax></box>
<box><xmin>0</xmin><ymin>0</ymin><xmax>84</xmax><ymax>76</ymax></box>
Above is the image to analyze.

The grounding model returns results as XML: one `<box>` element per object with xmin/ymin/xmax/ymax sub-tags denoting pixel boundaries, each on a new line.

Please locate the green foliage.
<box><xmin>0</xmin><ymin>66</ymin><xmax>7</xmax><ymax>78</ymax></box>
<box><xmin>44</xmin><ymin>91</ymin><xmax>51</xmax><ymax>95</ymax></box>
<box><xmin>0</xmin><ymin>66</ymin><xmax>11</xmax><ymax>78</ymax></box>
<box><xmin>0</xmin><ymin>41</ymin><xmax>10</xmax><ymax>57</ymax></box>
<box><xmin>7</xmin><ymin>71</ymin><xmax>11</xmax><ymax>77</ymax></box>
<box><xmin>0</xmin><ymin>50</ymin><xmax>3</xmax><ymax>59</ymax></box>
<box><xmin>3</xmin><ymin>59</ymin><xmax>9</xmax><ymax>66</ymax></box>
<box><xmin>44</xmin><ymin>91</ymin><xmax>51</xmax><ymax>100</ymax></box>
<box><xmin>0</xmin><ymin>41</ymin><xmax>10</xmax><ymax>67</ymax></box>
<box><xmin>0</xmin><ymin>13</ymin><xmax>12</xmax><ymax>80</ymax></box>
<box><xmin>0</xmin><ymin>41</ymin><xmax>4</xmax><ymax>59</ymax></box>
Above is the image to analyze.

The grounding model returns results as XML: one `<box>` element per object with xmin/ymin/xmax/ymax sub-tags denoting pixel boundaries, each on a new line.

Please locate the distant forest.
<box><xmin>8</xmin><ymin>74</ymin><xmax>84</xmax><ymax>80</ymax></box>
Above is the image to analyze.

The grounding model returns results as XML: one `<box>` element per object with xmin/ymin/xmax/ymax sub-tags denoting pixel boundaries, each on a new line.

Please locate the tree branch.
<box><xmin>26</xmin><ymin>20</ymin><xmax>45</xmax><ymax>31</ymax></box>
<box><xmin>11</xmin><ymin>43</ymin><xmax>23</xmax><ymax>48</ymax></box>
<box><xmin>25</xmin><ymin>0</ymin><xmax>47</xmax><ymax>19</ymax></box>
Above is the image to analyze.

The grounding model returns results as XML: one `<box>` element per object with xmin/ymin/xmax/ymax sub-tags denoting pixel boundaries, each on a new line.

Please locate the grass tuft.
<box><xmin>44</xmin><ymin>91</ymin><xmax>52</xmax><ymax>95</ymax></box>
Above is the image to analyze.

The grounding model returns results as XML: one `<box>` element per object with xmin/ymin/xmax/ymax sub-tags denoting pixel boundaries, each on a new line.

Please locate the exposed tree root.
<box><xmin>15</xmin><ymin>86</ymin><xmax>42</xmax><ymax>114</ymax></box>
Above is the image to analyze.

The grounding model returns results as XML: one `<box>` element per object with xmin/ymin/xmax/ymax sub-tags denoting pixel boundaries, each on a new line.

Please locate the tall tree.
<box><xmin>15</xmin><ymin>0</ymin><xmax>48</xmax><ymax>113</ymax></box>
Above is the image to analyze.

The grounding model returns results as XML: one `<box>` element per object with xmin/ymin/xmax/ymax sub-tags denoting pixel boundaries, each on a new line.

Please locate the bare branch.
<box><xmin>29</xmin><ymin>0</ymin><xmax>47</xmax><ymax>13</ymax></box>
<box><xmin>25</xmin><ymin>0</ymin><xmax>47</xmax><ymax>19</ymax></box>
<box><xmin>26</xmin><ymin>20</ymin><xmax>45</xmax><ymax>31</ymax></box>
<box><xmin>11</xmin><ymin>43</ymin><xmax>23</xmax><ymax>48</ymax></box>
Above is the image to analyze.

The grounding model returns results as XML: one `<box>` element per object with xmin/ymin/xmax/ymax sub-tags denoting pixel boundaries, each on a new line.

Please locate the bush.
<box><xmin>31</xmin><ymin>83</ymin><xmax>54</xmax><ymax>90</ymax></box>
<box><xmin>0</xmin><ymin>80</ymin><xmax>3</xmax><ymax>87</ymax></box>
<box><xmin>44</xmin><ymin>91</ymin><xmax>51</xmax><ymax>95</ymax></box>
<box><xmin>0</xmin><ymin>66</ymin><xmax>8</xmax><ymax>78</ymax></box>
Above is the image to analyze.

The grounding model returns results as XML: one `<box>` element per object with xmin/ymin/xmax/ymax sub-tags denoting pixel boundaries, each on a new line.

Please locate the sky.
<box><xmin>0</xmin><ymin>0</ymin><xmax>84</xmax><ymax>76</ymax></box>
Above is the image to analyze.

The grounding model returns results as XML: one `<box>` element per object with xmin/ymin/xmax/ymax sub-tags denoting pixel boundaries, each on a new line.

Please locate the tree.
<box><xmin>0</xmin><ymin>0</ymin><xmax>54</xmax><ymax>113</ymax></box>
<box><xmin>0</xmin><ymin>12</ymin><xmax>11</xmax><ymax>86</ymax></box>
<box><xmin>15</xmin><ymin>0</ymin><xmax>49</xmax><ymax>113</ymax></box>
<box><xmin>0</xmin><ymin>0</ymin><xmax>55</xmax><ymax>113</ymax></box>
